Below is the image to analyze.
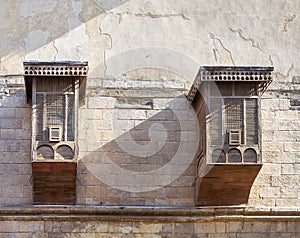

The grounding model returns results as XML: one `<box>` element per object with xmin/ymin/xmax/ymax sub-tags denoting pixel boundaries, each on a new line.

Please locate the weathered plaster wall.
<box><xmin>0</xmin><ymin>0</ymin><xmax>299</xmax><ymax>207</ymax></box>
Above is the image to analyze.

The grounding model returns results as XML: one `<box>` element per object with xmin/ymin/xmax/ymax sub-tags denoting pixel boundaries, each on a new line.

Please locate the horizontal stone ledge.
<box><xmin>0</xmin><ymin>206</ymin><xmax>299</xmax><ymax>222</ymax></box>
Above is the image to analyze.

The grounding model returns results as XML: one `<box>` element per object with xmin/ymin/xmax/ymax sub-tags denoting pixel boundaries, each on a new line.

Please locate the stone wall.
<box><xmin>248</xmin><ymin>78</ymin><xmax>300</xmax><ymax>207</ymax></box>
<box><xmin>0</xmin><ymin>220</ymin><xmax>299</xmax><ymax>237</ymax></box>
<box><xmin>76</xmin><ymin>68</ymin><xmax>198</xmax><ymax>206</ymax></box>
<box><xmin>0</xmin><ymin>207</ymin><xmax>299</xmax><ymax>237</ymax></box>
<box><xmin>0</xmin><ymin>76</ymin><xmax>32</xmax><ymax>205</ymax></box>
<box><xmin>0</xmin><ymin>0</ymin><xmax>299</xmax><ymax>207</ymax></box>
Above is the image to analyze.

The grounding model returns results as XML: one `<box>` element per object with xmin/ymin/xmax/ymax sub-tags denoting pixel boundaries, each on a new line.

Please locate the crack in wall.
<box><xmin>269</xmin><ymin>55</ymin><xmax>274</xmax><ymax>66</ymax></box>
<box><xmin>286</xmin><ymin>63</ymin><xmax>294</xmax><ymax>78</ymax></box>
<box><xmin>282</xmin><ymin>15</ymin><xmax>296</xmax><ymax>32</ymax></box>
<box><xmin>230</xmin><ymin>28</ymin><xmax>262</xmax><ymax>51</ymax></box>
<box><xmin>52</xmin><ymin>41</ymin><xmax>59</xmax><ymax>60</ymax></box>
<box><xmin>275</xmin><ymin>63</ymin><xmax>294</xmax><ymax>79</ymax></box>
<box><xmin>108</xmin><ymin>11</ymin><xmax>191</xmax><ymax>23</ymax></box>
<box><xmin>99</xmin><ymin>14</ymin><xmax>113</xmax><ymax>77</ymax></box>
<box><xmin>134</xmin><ymin>12</ymin><xmax>190</xmax><ymax>20</ymax></box>
<box><xmin>209</xmin><ymin>32</ymin><xmax>235</xmax><ymax>65</ymax></box>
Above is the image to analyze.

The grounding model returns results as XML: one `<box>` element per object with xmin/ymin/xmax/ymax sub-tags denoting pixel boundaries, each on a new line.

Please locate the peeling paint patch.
<box><xmin>275</xmin><ymin>63</ymin><xmax>294</xmax><ymax>79</ymax></box>
<box><xmin>282</xmin><ymin>15</ymin><xmax>296</xmax><ymax>32</ymax></box>
<box><xmin>209</xmin><ymin>33</ymin><xmax>234</xmax><ymax>65</ymax></box>
<box><xmin>19</xmin><ymin>0</ymin><xmax>58</xmax><ymax>17</ymax></box>
<box><xmin>24</xmin><ymin>30</ymin><xmax>50</xmax><ymax>53</ymax></box>
<box><xmin>269</xmin><ymin>55</ymin><xmax>274</xmax><ymax>66</ymax></box>
<box><xmin>95</xmin><ymin>0</ymin><xmax>129</xmax><ymax>11</ymax></box>
<box><xmin>230</xmin><ymin>28</ymin><xmax>261</xmax><ymax>51</ymax></box>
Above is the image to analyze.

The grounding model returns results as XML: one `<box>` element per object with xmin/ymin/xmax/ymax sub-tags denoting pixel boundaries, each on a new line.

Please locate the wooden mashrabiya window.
<box><xmin>188</xmin><ymin>66</ymin><xmax>273</xmax><ymax>206</ymax></box>
<box><xmin>24</xmin><ymin>60</ymin><xmax>88</xmax><ymax>205</ymax></box>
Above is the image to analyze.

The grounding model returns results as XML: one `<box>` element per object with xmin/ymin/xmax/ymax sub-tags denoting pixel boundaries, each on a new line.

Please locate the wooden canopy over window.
<box><xmin>24</xmin><ymin>60</ymin><xmax>88</xmax><ymax>103</ymax></box>
<box><xmin>187</xmin><ymin>66</ymin><xmax>274</xmax><ymax>102</ymax></box>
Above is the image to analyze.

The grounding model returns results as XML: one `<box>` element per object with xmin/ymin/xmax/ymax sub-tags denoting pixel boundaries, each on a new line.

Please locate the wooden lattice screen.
<box><xmin>35</xmin><ymin>77</ymin><xmax>75</xmax><ymax>142</ymax></box>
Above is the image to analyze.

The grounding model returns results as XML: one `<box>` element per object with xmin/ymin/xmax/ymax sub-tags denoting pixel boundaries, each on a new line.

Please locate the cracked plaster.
<box><xmin>282</xmin><ymin>15</ymin><xmax>296</xmax><ymax>32</ymax></box>
<box><xmin>19</xmin><ymin>0</ymin><xmax>58</xmax><ymax>18</ymax></box>
<box><xmin>209</xmin><ymin>32</ymin><xmax>235</xmax><ymax>65</ymax></box>
<box><xmin>0</xmin><ymin>0</ymin><xmax>299</xmax><ymax>84</ymax></box>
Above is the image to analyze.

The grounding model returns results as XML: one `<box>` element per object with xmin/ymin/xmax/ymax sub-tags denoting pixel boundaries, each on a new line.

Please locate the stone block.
<box><xmin>146</xmin><ymin>109</ymin><xmax>174</xmax><ymax>121</ymax></box>
<box><xmin>251</xmin><ymin>222</ymin><xmax>276</xmax><ymax>233</ymax></box>
<box><xmin>3</xmin><ymin>94</ymin><xmax>26</xmax><ymax>108</ymax></box>
<box><xmin>262</xmin><ymin>131</ymin><xmax>275</xmax><ymax>142</ymax></box>
<box><xmin>271</xmin><ymin>175</ymin><xmax>300</xmax><ymax>187</ymax></box>
<box><xmin>162</xmin><ymin>223</ymin><xmax>173</xmax><ymax>233</ymax></box>
<box><xmin>153</xmin><ymin>98</ymin><xmax>173</xmax><ymax>109</ymax></box>
<box><xmin>88</xmin><ymin>97</ymin><xmax>116</xmax><ymax>109</ymax></box>
<box><xmin>51</xmin><ymin>222</ymin><xmax>77</xmax><ymax>233</ymax></box>
<box><xmin>262</xmin><ymin>141</ymin><xmax>283</xmax><ymax>152</ymax></box>
<box><xmin>261</xmin><ymin>120</ymin><xmax>278</xmax><ymax>131</ymax></box>
<box><xmin>0</xmin><ymin>118</ymin><xmax>22</xmax><ymax>129</ymax></box>
<box><xmin>279</xmin><ymin>99</ymin><xmax>291</xmax><ymax>110</ymax></box>
<box><xmin>260</xmin><ymin>164</ymin><xmax>281</xmax><ymax>175</ymax></box>
<box><xmin>281</xmin><ymin>164</ymin><xmax>294</xmax><ymax>174</ymax></box>
<box><xmin>0</xmin><ymin>140</ymin><xmax>21</xmax><ymax>152</ymax></box>
<box><xmin>275</xmin><ymin>110</ymin><xmax>300</xmax><ymax>120</ymax></box>
<box><xmin>280</xmin><ymin>187</ymin><xmax>298</xmax><ymax>198</ymax></box>
<box><xmin>209</xmin><ymin>234</ymin><xmax>227</xmax><ymax>238</ymax></box>
<box><xmin>261</xmin><ymin>99</ymin><xmax>280</xmax><ymax>110</ymax></box>
<box><xmin>274</xmin><ymin>131</ymin><xmax>300</xmax><ymax>142</ymax></box>
<box><xmin>165</xmin><ymin>186</ymin><xmax>194</xmax><ymax>198</ymax></box>
<box><xmin>80</xmin><ymin>108</ymin><xmax>103</xmax><ymax>119</ymax></box>
<box><xmin>19</xmin><ymin>221</ymin><xmax>44</xmax><ymax>232</ymax></box>
<box><xmin>0</xmin><ymin>221</ymin><xmax>19</xmax><ymax>232</ymax></box>
<box><xmin>94</xmin><ymin>129</ymin><xmax>115</xmax><ymax>142</ymax></box>
<box><xmin>22</xmin><ymin>118</ymin><xmax>31</xmax><ymax>129</ymax></box>
<box><xmin>215</xmin><ymin>222</ymin><xmax>226</xmax><ymax>233</ymax></box>
<box><xmin>0</xmin><ymin>108</ymin><xmax>16</xmax><ymax>117</ymax></box>
<box><xmin>102</xmin><ymin>79</ymin><xmax>128</xmax><ymax>89</ymax></box>
<box><xmin>278</xmin><ymin>121</ymin><xmax>300</xmax><ymax>131</ymax></box>
<box><xmin>108</xmin><ymin>222</ymin><xmax>133</xmax><ymax>234</ymax></box>
<box><xmin>284</xmin><ymin>142</ymin><xmax>300</xmax><ymax>152</ymax></box>
<box><xmin>91</xmin><ymin>119</ymin><xmax>113</xmax><ymax>130</ymax></box>
<box><xmin>16</xmin><ymin>108</ymin><xmax>31</xmax><ymax>118</ymax></box>
<box><xmin>32</xmin><ymin>233</ymin><xmax>49</xmax><ymax>238</ymax></box>
<box><xmin>236</xmin><ymin>234</ymin><xmax>266</xmax><ymax>238</ymax></box>
<box><xmin>133</xmin><ymin>223</ymin><xmax>162</xmax><ymax>234</ymax></box>
<box><xmin>73</xmin><ymin>221</ymin><xmax>109</xmax><ymax>233</ymax></box>
<box><xmin>286</xmin><ymin>222</ymin><xmax>300</xmax><ymax>232</ymax></box>
<box><xmin>87</xmin><ymin>78</ymin><xmax>103</xmax><ymax>87</ymax></box>
<box><xmin>276</xmin><ymin>222</ymin><xmax>287</xmax><ymax>232</ymax></box>
<box><xmin>295</xmin><ymin>164</ymin><xmax>300</xmax><ymax>174</ymax></box>
<box><xmin>8</xmin><ymin>77</ymin><xmax>25</xmax><ymax>86</ymax></box>
<box><xmin>23</xmin><ymin>185</ymin><xmax>32</xmax><ymax>198</ymax></box>
<box><xmin>276</xmin><ymin>198</ymin><xmax>300</xmax><ymax>206</ymax></box>
<box><xmin>174</xmin><ymin>223</ymin><xmax>194</xmax><ymax>234</ymax></box>
<box><xmin>194</xmin><ymin>222</ymin><xmax>216</xmax><ymax>233</ymax></box>
<box><xmin>0</xmin><ymin>129</ymin><xmax>15</xmax><ymax>139</ymax></box>
<box><xmin>1</xmin><ymin>185</ymin><xmax>23</xmax><ymax>198</ymax></box>
<box><xmin>113</xmin><ymin>119</ymin><xmax>135</xmax><ymax>131</ymax></box>
<box><xmin>261</xmin><ymin>110</ymin><xmax>275</xmax><ymax>120</ymax></box>
<box><xmin>15</xmin><ymin>129</ymin><xmax>31</xmax><ymax>139</ymax></box>
<box><xmin>226</xmin><ymin>222</ymin><xmax>243</xmax><ymax>233</ymax></box>
<box><xmin>117</xmin><ymin>109</ymin><xmax>147</xmax><ymax>120</ymax></box>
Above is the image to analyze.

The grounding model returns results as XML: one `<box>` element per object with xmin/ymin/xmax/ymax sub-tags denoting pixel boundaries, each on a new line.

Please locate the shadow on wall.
<box><xmin>78</xmin><ymin>96</ymin><xmax>199</xmax><ymax>206</ymax></box>
<box><xmin>0</xmin><ymin>85</ymin><xmax>32</xmax><ymax>205</ymax></box>
<box><xmin>0</xmin><ymin>0</ymin><xmax>129</xmax><ymax>59</ymax></box>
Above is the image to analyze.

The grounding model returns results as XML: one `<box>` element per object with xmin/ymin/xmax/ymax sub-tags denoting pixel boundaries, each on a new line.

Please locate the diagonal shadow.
<box><xmin>78</xmin><ymin>96</ymin><xmax>199</xmax><ymax>206</ymax></box>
